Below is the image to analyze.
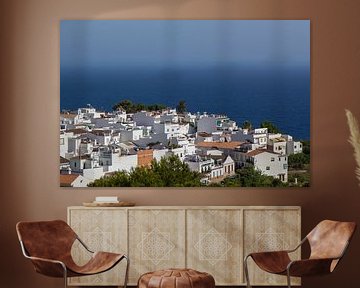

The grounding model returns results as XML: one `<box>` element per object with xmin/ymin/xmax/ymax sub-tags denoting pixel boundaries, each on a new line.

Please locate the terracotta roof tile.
<box><xmin>246</xmin><ymin>149</ymin><xmax>279</xmax><ymax>157</ymax></box>
<box><xmin>246</xmin><ymin>149</ymin><xmax>267</xmax><ymax>157</ymax></box>
<box><xmin>66</xmin><ymin>128</ymin><xmax>88</xmax><ymax>135</ymax></box>
<box><xmin>60</xmin><ymin>156</ymin><xmax>70</xmax><ymax>164</ymax></box>
<box><xmin>196</xmin><ymin>141</ymin><xmax>243</xmax><ymax>150</ymax></box>
<box><xmin>60</xmin><ymin>174</ymin><xmax>79</xmax><ymax>186</ymax></box>
<box><xmin>197</xmin><ymin>132</ymin><xmax>212</xmax><ymax>137</ymax></box>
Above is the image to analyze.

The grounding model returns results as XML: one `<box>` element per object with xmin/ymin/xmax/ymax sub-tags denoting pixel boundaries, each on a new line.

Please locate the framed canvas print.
<box><xmin>60</xmin><ymin>20</ymin><xmax>310</xmax><ymax>188</ymax></box>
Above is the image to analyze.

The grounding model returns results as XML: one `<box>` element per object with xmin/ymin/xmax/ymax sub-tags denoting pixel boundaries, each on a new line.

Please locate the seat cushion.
<box><xmin>67</xmin><ymin>252</ymin><xmax>124</xmax><ymax>277</ymax></box>
<box><xmin>138</xmin><ymin>269</ymin><xmax>215</xmax><ymax>288</ymax></box>
<box><xmin>250</xmin><ymin>251</ymin><xmax>291</xmax><ymax>274</ymax></box>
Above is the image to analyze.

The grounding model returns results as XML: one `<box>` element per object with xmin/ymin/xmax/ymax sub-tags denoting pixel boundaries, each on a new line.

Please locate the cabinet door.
<box><xmin>243</xmin><ymin>208</ymin><xmax>301</xmax><ymax>286</ymax></box>
<box><xmin>187</xmin><ymin>209</ymin><xmax>243</xmax><ymax>285</ymax></box>
<box><xmin>68</xmin><ymin>208</ymin><xmax>128</xmax><ymax>286</ymax></box>
<box><xmin>128</xmin><ymin>209</ymin><xmax>186</xmax><ymax>284</ymax></box>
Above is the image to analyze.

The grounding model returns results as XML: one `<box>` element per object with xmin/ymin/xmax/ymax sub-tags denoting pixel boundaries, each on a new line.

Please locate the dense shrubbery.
<box><xmin>222</xmin><ymin>167</ymin><xmax>288</xmax><ymax>187</ymax></box>
<box><xmin>288</xmin><ymin>153</ymin><xmax>310</xmax><ymax>169</ymax></box>
<box><xmin>112</xmin><ymin>99</ymin><xmax>187</xmax><ymax>114</ymax></box>
<box><xmin>288</xmin><ymin>173</ymin><xmax>310</xmax><ymax>187</ymax></box>
<box><xmin>288</xmin><ymin>141</ymin><xmax>310</xmax><ymax>169</ymax></box>
<box><xmin>260</xmin><ymin>121</ymin><xmax>281</xmax><ymax>134</ymax></box>
<box><xmin>89</xmin><ymin>159</ymin><xmax>290</xmax><ymax>188</ymax></box>
<box><xmin>112</xmin><ymin>99</ymin><xmax>166</xmax><ymax>113</ymax></box>
<box><xmin>301</xmin><ymin>140</ymin><xmax>310</xmax><ymax>155</ymax></box>
<box><xmin>176</xmin><ymin>100</ymin><xmax>187</xmax><ymax>113</ymax></box>
<box><xmin>88</xmin><ymin>155</ymin><xmax>202</xmax><ymax>187</ymax></box>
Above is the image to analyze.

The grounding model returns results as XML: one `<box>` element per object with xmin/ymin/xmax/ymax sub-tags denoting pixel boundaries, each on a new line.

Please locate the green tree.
<box><xmin>151</xmin><ymin>155</ymin><xmax>202</xmax><ymax>187</ymax></box>
<box><xmin>260</xmin><ymin>121</ymin><xmax>281</xmax><ymax>134</ymax></box>
<box><xmin>301</xmin><ymin>140</ymin><xmax>310</xmax><ymax>155</ymax></box>
<box><xmin>176</xmin><ymin>100</ymin><xmax>187</xmax><ymax>113</ymax></box>
<box><xmin>148</xmin><ymin>104</ymin><xmax>166</xmax><ymax>111</ymax></box>
<box><xmin>221</xmin><ymin>176</ymin><xmax>239</xmax><ymax>187</ymax></box>
<box><xmin>238</xmin><ymin>167</ymin><xmax>272</xmax><ymax>187</ymax></box>
<box><xmin>288</xmin><ymin>172</ymin><xmax>310</xmax><ymax>187</ymax></box>
<box><xmin>208</xmin><ymin>182</ymin><xmax>222</xmax><ymax>187</ymax></box>
<box><xmin>88</xmin><ymin>171</ymin><xmax>130</xmax><ymax>187</ymax></box>
<box><xmin>128</xmin><ymin>166</ymin><xmax>163</xmax><ymax>187</ymax></box>
<box><xmin>112</xmin><ymin>100</ymin><xmax>166</xmax><ymax>113</ymax></box>
<box><xmin>135</xmin><ymin>103</ymin><xmax>146</xmax><ymax>112</ymax></box>
<box><xmin>241</xmin><ymin>120</ymin><xmax>252</xmax><ymax>130</ymax></box>
<box><xmin>288</xmin><ymin>153</ymin><xmax>310</xmax><ymax>169</ymax></box>
<box><xmin>88</xmin><ymin>155</ymin><xmax>202</xmax><ymax>187</ymax></box>
<box><xmin>112</xmin><ymin>99</ymin><xmax>133</xmax><ymax>112</ymax></box>
<box><xmin>222</xmin><ymin>167</ymin><xmax>287</xmax><ymax>187</ymax></box>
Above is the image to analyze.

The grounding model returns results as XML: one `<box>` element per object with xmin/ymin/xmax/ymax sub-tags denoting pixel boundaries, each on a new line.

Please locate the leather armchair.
<box><xmin>16</xmin><ymin>220</ymin><xmax>129</xmax><ymax>288</ymax></box>
<box><xmin>244</xmin><ymin>220</ymin><xmax>356</xmax><ymax>288</ymax></box>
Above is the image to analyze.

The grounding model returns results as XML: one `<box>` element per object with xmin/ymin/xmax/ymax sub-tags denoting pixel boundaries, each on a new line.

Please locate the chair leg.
<box><xmin>244</xmin><ymin>255</ymin><xmax>252</xmax><ymax>288</ymax></box>
<box><xmin>123</xmin><ymin>255</ymin><xmax>130</xmax><ymax>288</ymax></box>
<box><xmin>62</xmin><ymin>265</ymin><xmax>68</xmax><ymax>288</ymax></box>
<box><xmin>286</xmin><ymin>270</ymin><xmax>291</xmax><ymax>288</ymax></box>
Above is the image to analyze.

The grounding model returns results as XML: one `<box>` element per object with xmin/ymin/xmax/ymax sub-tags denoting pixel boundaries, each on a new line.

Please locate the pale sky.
<box><xmin>61</xmin><ymin>20</ymin><xmax>310</xmax><ymax>69</ymax></box>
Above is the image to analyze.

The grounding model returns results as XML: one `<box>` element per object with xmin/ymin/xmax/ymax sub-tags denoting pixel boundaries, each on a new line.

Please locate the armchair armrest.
<box><xmin>76</xmin><ymin>235</ymin><xmax>94</xmax><ymax>254</ymax></box>
<box><xmin>287</xmin><ymin>239</ymin><xmax>351</xmax><ymax>277</ymax></box>
<box><xmin>25</xmin><ymin>255</ymin><xmax>67</xmax><ymax>278</ymax></box>
<box><xmin>245</xmin><ymin>236</ymin><xmax>306</xmax><ymax>259</ymax></box>
<box><xmin>247</xmin><ymin>251</ymin><xmax>292</xmax><ymax>274</ymax></box>
<box><xmin>287</xmin><ymin>258</ymin><xmax>336</xmax><ymax>277</ymax></box>
<box><xmin>19</xmin><ymin>240</ymin><xmax>67</xmax><ymax>277</ymax></box>
<box><xmin>285</xmin><ymin>237</ymin><xmax>307</xmax><ymax>253</ymax></box>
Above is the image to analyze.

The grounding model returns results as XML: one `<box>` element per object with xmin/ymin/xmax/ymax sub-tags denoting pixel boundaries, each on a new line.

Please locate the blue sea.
<box><xmin>60</xmin><ymin>66</ymin><xmax>310</xmax><ymax>140</ymax></box>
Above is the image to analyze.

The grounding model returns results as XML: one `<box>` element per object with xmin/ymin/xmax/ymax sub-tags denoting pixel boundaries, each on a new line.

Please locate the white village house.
<box><xmin>60</xmin><ymin>104</ymin><xmax>303</xmax><ymax>185</ymax></box>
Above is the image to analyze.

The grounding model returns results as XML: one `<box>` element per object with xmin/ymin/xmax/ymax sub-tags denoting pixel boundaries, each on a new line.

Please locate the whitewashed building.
<box><xmin>232</xmin><ymin>128</ymin><xmax>268</xmax><ymax>148</ymax></box>
<box><xmin>196</xmin><ymin>132</ymin><xmax>213</xmax><ymax>143</ymax></box>
<box><xmin>160</xmin><ymin>109</ymin><xmax>178</xmax><ymax>123</ymax></box>
<box><xmin>168</xmin><ymin>146</ymin><xmax>186</xmax><ymax>161</ymax></box>
<box><xmin>197</xmin><ymin>115</ymin><xmax>230</xmax><ymax>134</ymax></box>
<box><xmin>268</xmin><ymin>137</ymin><xmax>287</xmax><ymax>155</ymax></box>
<box><xmin>60</xmin><ymin>174</ymin><xmax>90</xmax><ymax>187</ymax></box>
<box><xmin>133</xmin><ymin>111</ymin><xmax>160</xmax><ymax>127</ymax></box>
<box><xmin>286</xmin><ymin>141</ymin><xmax>303</xmax><ymax>155</ymax></box>
<box><xmin>223</xmin><ymin>155</ymin><xmax>236</xmax><ymax>176</ymax></box>
<box><xmin>153</xmin><ymin>148</ymin><xmax>169</xmax><ymax>162</ymax></box>
<box><xmin>69</xmin><ymin>155</ymin><xmax>96</xmax><ymax>172</ymax></box>
<box><xmin>60</xmin><ymin>113</ymin><xmax>80</xmax><ymax>130</ymax></box>
<box><xmin>244</xmin><ymin>150</ymin><xmax>288</xmax><ymax>182</ymax></box>
<box><xmin>60</xmin><ymin>132</ymin><xmax>73</xmax><ymax>158</ymax></box>
<box><xmin>77</xmin><ymin>105</ymin><xmax>105</xmax><ymax>121</ymax></box>
<box><xmin>185</xmin><ymin>155</ymin><xmax>214</xmax><ymax>174</ymax></box>
<box><xmin>114</xmin><ymin>108</ymin><xmax>127</xmax><ymax>123</ymax></box>
<box><xmin>90</xmin><ymin>130</ymin><xmax>112</xmax><ymax>145</ymax></box>
<box><xmin>120</xmin><ymin>128</ymin><xmax>143</xmax><ymax>142</ymax></box>
<box><xmin>99</xmin><ymin>147</ymin><xmax>137</xmax><ymax>173</ymax></box>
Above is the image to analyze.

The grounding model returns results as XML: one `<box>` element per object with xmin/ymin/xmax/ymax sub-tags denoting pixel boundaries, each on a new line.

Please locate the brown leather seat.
<box><xmin>244</xmin><ymin>220</ymin><xmax>356</xmax><ymax>288</ymax></box>
<box><xmin>138</xmin><ymin>268</ymin><xmax>215</xmax><ymax>288</ymax></box>
<box><xmin>16</xmin><ymin>220</ymin><xmax>129</xmax><ymax>288</ymax></box>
